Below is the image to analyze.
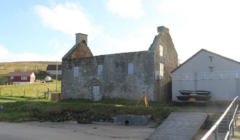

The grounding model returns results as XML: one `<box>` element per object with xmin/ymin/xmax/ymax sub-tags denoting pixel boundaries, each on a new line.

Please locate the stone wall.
<box><xmin>152</xmin><ymin>28</ymin><xmax>178</xmax><ymax>102</ymax></box>
<box><xmin>62</xmin><ymin>51</ymin><xmax>155</xmax><ymax>101</ymax></box>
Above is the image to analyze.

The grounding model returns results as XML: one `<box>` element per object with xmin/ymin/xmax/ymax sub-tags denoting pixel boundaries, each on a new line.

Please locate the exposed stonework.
<box><xmin>149</xmin><ymin>26</ymin><xmax>178</xmax><ymax>101</ymax></box>
<box><xmin>70</xmin><ymin>41</ymin><xmax>93</xmax><ymax>59</ymax></box>
<box><xmin>62</xmin><ymin>40</ymin><xmax>93</xmax><ymax>59</ymax></box>
<box><xmin>62</xmin><ymin>26</ymin><xmax>178</xmax><ymax>102</ymax></box>
<box><xmin>62</xmin><ymin>51</ymin><xmax>155</xmax><ymax>100</ymax></box>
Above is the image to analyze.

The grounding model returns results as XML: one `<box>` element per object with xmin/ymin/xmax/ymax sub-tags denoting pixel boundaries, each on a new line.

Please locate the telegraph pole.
<box><xmin>56</xmin><ymin>61</ymin><xmax>58</xmax><ymax>92</ymax></box>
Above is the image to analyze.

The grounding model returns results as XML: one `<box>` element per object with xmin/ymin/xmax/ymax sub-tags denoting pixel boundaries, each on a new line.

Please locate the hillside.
<box><xmin>0</xmin><ymin>61</ymin><xmax>62</xmax><ymax>75</ymax></box>
<box><xmin>0</xmin><ymin>61</ymin><xmax>62</xmax><ymax>84</ymax></box>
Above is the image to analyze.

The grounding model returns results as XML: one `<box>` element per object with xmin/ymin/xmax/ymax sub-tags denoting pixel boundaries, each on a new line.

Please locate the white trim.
<box><xmin>173</xmin><ymin>71</ymin><xmax>239</xmax><ymax>81</ymax></box>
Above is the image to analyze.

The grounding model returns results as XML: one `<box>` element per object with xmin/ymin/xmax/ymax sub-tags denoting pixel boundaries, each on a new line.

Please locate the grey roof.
<box><xmin>46</xmin><ymin>65</ymin><xmax>62</xmax><ymax>70</ymax></box>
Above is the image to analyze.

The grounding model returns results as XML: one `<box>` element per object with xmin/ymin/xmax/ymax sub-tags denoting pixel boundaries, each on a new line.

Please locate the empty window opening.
<box><xmin>159</xmin><ymin>45</ymin><xmax>163</xmax><ymax>56</ymax></box>
<box><xmin>10</xmin><ymin>76</ymin><xmax>14</xmax><ymax>79</ymax></box>
<box><xmin>160</xmin><ymin>63</ymin><xmax>164</xmax><ymax>77</ymax></box>
<box><xmin>74</xmin><ymin>67</ymin><xmax>79</xmax><ymax>77</ymax></box>
<box><xmin>98</xmin><ymin>65</ymin><xmax>103</xmax><ymax>75</ymax></box>
<box><xmin>128</xmin><ymin>63</ymin><xmax>134</xmax><ymax>75</ymax></box>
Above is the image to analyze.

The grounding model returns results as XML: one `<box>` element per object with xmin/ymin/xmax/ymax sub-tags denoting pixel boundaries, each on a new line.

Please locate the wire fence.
<box><xmin>0</xmin><ymin>83</ymin><xmax>61</xmax><ymax>99</ymax></box>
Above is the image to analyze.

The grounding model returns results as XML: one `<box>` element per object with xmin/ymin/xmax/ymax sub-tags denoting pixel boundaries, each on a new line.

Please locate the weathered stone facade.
<box><xmin>62</xmin><ymin>26</ymin><xmax>178</xmax><ymax>102</ymax></box>
<box><xmin>149</xmin><ymin>27</ymin><xmax>178</xmax><ymax>101</ymax></box>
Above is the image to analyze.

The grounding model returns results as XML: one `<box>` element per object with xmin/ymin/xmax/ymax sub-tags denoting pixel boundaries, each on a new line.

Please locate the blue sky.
<box><xmin>0</xmin><ymin>0</ymin><xmax>240</xmax><ymax>62</ymax></box>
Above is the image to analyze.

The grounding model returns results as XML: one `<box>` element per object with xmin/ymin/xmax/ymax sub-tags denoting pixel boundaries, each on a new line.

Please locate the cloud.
<box><xmin>107</xmin><ymin>0</ymin><xmax>145</xmax><ymax>19</ymax></box>
<box><xmin>0</xmin><ymin>45</ymin><xmax>65</xmax><ymax>62</ymax></box>
<box><xmin>158</xmin><ymin>0</ymin><xmax>240</xmax><ymax>63</ymax></box>
<box><xmin>35</xmin><ymin>2</ymin><xmax>92</xmax><ymax>36</ymax></box>
<box><xmin>89</xmin><ymin>26</ymin><xmax>156</xmax><ymax>55</ymax></box>
<box><xmin>34</xmin><ymin>1</ymin><xmax>155</xmax><ymax>57</ymax></box>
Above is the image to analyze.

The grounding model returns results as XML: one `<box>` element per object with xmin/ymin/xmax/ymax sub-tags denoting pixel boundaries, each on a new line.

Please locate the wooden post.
<box><xmin>48</xmin><ymin>88</ymin><xmax>50</xmax><ymax>99</ymax></box>
<box><xmin>11</xmin><ymin>90</ymin><xmax>13</xmax><ymax>96</ymax></box>
<box><xmin>24</xmin><ymin>90</ymin><xmax>25</xmax><ymax>97</ymax></box>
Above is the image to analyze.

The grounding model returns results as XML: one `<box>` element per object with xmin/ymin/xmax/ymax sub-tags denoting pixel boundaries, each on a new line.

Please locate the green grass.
<box><xmin>0</xmin><ymin>97</ymin><xmax>180</xmax><ymax>122</ymax></box>
<box><xmin>0</xmin><ymin>82</ymin><xmax>61</xmax><ymax>98</ymax></box>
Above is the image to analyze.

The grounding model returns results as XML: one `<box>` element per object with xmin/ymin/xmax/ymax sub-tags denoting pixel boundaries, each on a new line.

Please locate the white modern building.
<box><xmin>172</xmin><ymin>49</ymin><xmax>240</xmax><ymax>101</ymax></box>
<box><xmin>46</xmin><ymin>65</ymin><xmax>62</xmax><ymax>76</ymax></box>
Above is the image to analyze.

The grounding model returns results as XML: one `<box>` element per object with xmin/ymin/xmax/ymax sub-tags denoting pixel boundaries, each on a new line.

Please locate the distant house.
<box><xmin>172</xmin><ymin>49</ymin><xmax>240</xmax><ymax>101</ymax></box>
<box><xmin>61</xmin><ymin>26</ymin><xmax>178</xmax><ymax>102</ymax></box>
<box><xmin>46</xmin><ymin>65</ymin><xmax>62</xmax><ymax>76</ymax></box>
<box><xmin>8</xmin><ymin>72</ymin><xmax>35</xmax><ymax>84</ymax></box>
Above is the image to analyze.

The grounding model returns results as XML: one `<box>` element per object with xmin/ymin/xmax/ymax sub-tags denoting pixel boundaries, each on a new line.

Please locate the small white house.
<box><xmin>172</xmin><ymin>49</ymin><xmax>240</xmax><ymax>101</ymax></box>
<box><xmin>46</xmin><ymin>65</ymin><xmax>62</xmax><ymax>76</ymax></box>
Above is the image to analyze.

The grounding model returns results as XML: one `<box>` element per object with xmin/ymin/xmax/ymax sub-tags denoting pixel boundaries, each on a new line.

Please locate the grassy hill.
<box><xmin>0</xmin><ymin>61</ymin><xmax>62</xmax><ymax>84</ymax></box>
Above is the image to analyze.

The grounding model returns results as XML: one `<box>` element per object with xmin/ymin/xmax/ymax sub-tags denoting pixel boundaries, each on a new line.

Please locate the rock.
<box><xmin>93</xmin><ymin>127</ymin><xmax>97</xmax><ymax>129</ymax></box>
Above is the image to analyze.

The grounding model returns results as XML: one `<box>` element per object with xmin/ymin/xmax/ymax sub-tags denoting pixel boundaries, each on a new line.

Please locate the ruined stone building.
<box><xmin>61</xmin><ymin>26</ymin><xmax>178</xmax><ymax>102</ymax></box>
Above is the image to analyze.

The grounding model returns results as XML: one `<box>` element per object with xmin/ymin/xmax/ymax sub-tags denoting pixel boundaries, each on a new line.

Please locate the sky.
<box><xmin>0</xmin><ymin>0</ymin><xmax>240</xmax><ymax>63</ymax></box>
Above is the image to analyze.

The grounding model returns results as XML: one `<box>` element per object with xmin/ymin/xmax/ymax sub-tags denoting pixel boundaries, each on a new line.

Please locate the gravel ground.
<box><xmin>0</xmin><ymin>122</ymin><xmax>155</xmax><ymax>140</ymax></box>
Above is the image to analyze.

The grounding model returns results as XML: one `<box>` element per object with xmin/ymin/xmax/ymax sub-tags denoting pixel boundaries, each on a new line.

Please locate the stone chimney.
<box><xmin>76</xmin><ymin>33</ymin><xmax>88</xmax><ymax>44</ymax></box>
<box><xmin>157</xmin><ymin>26</ymin><xmax>169</xmax><ymax>33</ymax></box>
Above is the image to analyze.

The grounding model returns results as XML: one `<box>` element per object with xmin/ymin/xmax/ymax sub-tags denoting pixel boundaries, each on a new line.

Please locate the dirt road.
<box><xmin>0</xmin><ymin>122</ymin><xmax>155</xmax><ymax>140</ymax></box>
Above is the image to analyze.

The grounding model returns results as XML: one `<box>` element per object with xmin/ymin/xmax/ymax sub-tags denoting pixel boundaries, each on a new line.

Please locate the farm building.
<box><xmin>61</xmin><ymin>26</ymin><xmax>178</xmax><ymax>102</ymax></box>
<box><xmin>172</xmin><ymin>49</ymin><xmax>240</xmax><ymax>101</ymax></box>
<box><xmin>46</xmin><ymin>65</ymin><xmax>62</xmax><ymax>76</ymax></box>
<box><xmin>8</xmin><ymin>72</ymin><xmax>35</xmax><ymax>84</ymax></box>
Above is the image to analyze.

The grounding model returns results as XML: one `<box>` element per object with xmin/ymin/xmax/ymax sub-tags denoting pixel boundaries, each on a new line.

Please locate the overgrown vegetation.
<box><xmin>0</xmin><ymin>97</ymin><xmax>179</xmax><ymax>122</ymax></box>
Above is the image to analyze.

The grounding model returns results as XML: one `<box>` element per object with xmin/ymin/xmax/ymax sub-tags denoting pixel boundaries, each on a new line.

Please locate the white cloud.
<box><xmin>107</xmin><ymin>0</ymin><xmax>145</xmax><ymax>19</ymax></box>
<box><xmin>158</xmin><ymin>0</ymin><xmax>240</xmax><ymax>63</ymax></box>
<box><xmin>90</xmin><ymin>26</ymin><xmax>156</xmax><ymax>55</ymax></box>
<box><xmin>34</xmin><ymin>1</ymin><xmax>154</xmax><ymax>57</ymax></box>
<box><xmin>0</xmin><ymin>45</ymin><xmax>65</xmax><ymax>62</ymax></box>
<box><xmin>35</xmin><ymin>2</ymin><xmax>92</xmax><ymax>36</ymax></box>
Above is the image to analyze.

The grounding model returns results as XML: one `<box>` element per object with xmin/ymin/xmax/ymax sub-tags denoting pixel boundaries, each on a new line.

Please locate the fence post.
<box><xmin>47</xmin><ymin>88</ymin><xmax>50</xmax><ymax>99</ymax></box>
<box><xmin>24</xmin><ymin>90</ymin><xmax>25</xmax><ymax>97</ymax></box>
<box><xmin>214</xmin><ymin>126</ymin><xmax>218</xmax><ymax>140</ymax></box>
<box><xmin>11</xmin><ymin>90</ymin><xmax>13</xmax><ymax>96</ymax></box>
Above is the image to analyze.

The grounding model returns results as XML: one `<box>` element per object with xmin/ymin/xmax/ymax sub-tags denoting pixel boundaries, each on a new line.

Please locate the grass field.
<box><xmin>0</xmin><ymin>82</ymin><xmax>61</xmax><ymax>98</ymax></box>
<box><xmin>0</xmin><ymin>83</ymin><xmax>180</xmax><ymax>122</ymax></box>
<box><xmin>0</xmin><ymin>61</ymin><xmax>62</xmax><ymax>84</ymax></box>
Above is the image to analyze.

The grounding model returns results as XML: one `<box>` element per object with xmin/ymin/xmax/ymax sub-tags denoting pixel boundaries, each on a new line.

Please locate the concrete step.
<box><xmin>210</xmin><ymin>114</ymin><xmax>232</xmax><ymax>132</ymax></box>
